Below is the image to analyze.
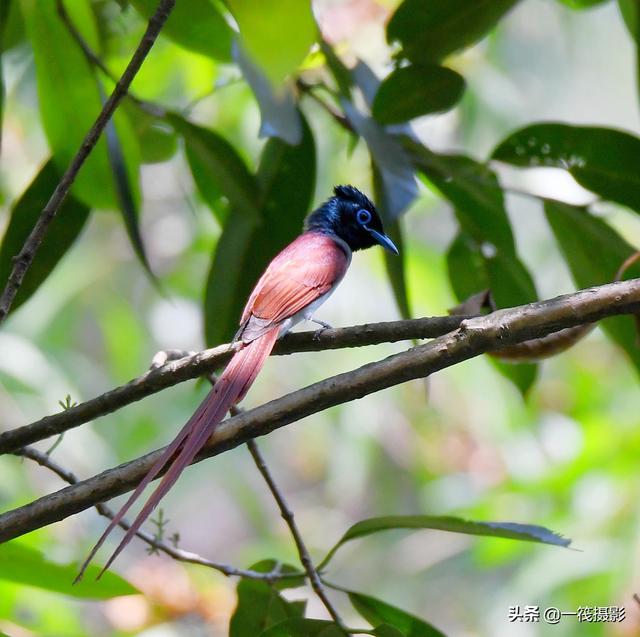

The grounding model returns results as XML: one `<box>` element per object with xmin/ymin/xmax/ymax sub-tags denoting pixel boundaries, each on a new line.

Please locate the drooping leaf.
<box><xmin>348</xmin><ymin>592</ymin><xmax>445</xmax><ymax>637</ymax></box>
<box><xmin>131</xmin><ymin>0</ymin><xmax>232</xmax><ymax>61</ymax></box>
<box><xmin>126</xmin><ymin>104</ymin><xmax>177</xmax><ymax>164</ymax></box>
<box><xmin>1</xmin><ymin>0</ymin><xmax>25</xmax><ymax>53</ymax></box>
<box><xmin>387</xmin><ymin>0</ymin><xmax>520</xmax><ymax>64</ymax></box>
<box><xmin>544</xmin><ymin>200</ymin><xmax>640</xmax><ymax>372</ymax></box>
<box><xmin>170</xmin><ymin>113</ymin><xmax>260</xmax><ymax>223</ymax></box>
<box><xmin>234</xmin><ymin>43</ymin><xmax>302</xmax><ymax>144</ymax></box>
<box><xmin>0</xmin><ymin>541</ymin><xmax>137</xmax><ymax>599</ymax></box>
<box><xmin>230</xmin><ymin>560</ymin><xmax>305</xmax><ymax>637</ymax></box>
<box><xmin>492</xmin><ymin>123</ymin><xmax>640</xmax><ymax>213</ymax></box>
<box><xmin>260</xmin><ymin>619</ymin><xmax>343</xmax><ymax>637</ymax></box>
<box><xmin>19</xmin><ymin>0</ymin><xmax>140</xmax><ymax>211</ymax></box>
<box><xmin>342</xmin><ymin>102</ymin><xmax>417</xmax><ymax>219</ymax></box>
<box><xmin>372</xmin><ymin>65</ymin><xmax>465</xmax><ymax>125</ymax></box>
<box><xmin>318</xmin><ymin>515</ymin><xmax>570</xmax><ymax>570</ymax></box>
<box><xmin>204</xmin><ymin>112</ymin><xmax>315</xmax><ymax>345</ymax></box>
<box><xmin>0</xmin><ymin>160</ymin><xmax>91</xmax><ymax>312</ymax></box>
<box><xmin>103</xmin><ymin>94</ymin><xmax>151</xmax><ymax>277</ymax></box>
<box><xmin>225</xmin><ymin>0</ymin><xmax>316</xmax><ymax>85</ymax></box>
<box><xmin>446</xmin><ymin>232</ymin><xmax>539</xmax><ymax>395</ymax></box>
<box><xmin>416</xmin><ymin>150</ymin><xmax>516</xmax><ymax>256</ymax></box>
<box><xmin>373</xmin><ymin>162</ymin><xmax>411</xmax><ymax>319</ymax></box>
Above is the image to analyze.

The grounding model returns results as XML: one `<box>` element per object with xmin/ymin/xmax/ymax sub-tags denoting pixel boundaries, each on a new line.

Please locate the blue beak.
<box><xmin>367</xmin><ymin>228</ymin><xmax>399</xmax><ymax>255</ymax></box>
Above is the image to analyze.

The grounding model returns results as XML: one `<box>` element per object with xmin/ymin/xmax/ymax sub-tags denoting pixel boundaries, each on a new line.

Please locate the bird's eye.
<box><xmin>356</xmin><ymin>209</ymin><xmax>372</xmax><ymax>225</ymax></box>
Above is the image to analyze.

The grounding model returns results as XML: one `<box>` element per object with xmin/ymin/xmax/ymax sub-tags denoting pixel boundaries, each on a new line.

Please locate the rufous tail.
<box><xmin>75</xmin><ymin>326</ymin><xmax>280</xmax><ymax>582</ymax></box>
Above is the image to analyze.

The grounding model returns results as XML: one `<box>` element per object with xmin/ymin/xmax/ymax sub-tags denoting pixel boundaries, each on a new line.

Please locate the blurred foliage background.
<box><xmin>1</xmin><ymin>0</ymin><xmax>640</xmax><ymax>635</ymax></box>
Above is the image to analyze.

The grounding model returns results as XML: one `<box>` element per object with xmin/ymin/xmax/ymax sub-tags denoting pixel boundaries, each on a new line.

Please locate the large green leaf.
<box><xmin>126</xmin><ymin>104</ymin><xmax>177</xmax><ymax>165</ymax></box>
<box><xmin>0</xmin><ymin>161</ymin><xmax>91</xmax><ymax>312</ymax></box>
<box><xmin>417</xmin><ymin>151</ymin><xmax>516</xmax><ymax>256</ymax></box>
<box><xmin>0</xmin><ymin>0</ymin><xmax>8</xmax><ymax>158</ymax></box>
<box><xmin>204</xmin><ymin>112</ymin><xmax>315</xmax><ymax>345</ymax></box>
<box><xmin>260</xmin><ymin>619</ymin><xmax>343</xmax><ymax>637</ymax></box>
<box><xmin>19</xmin><ymin>0</ymin><xmax>139</xmax><ymax>212</ymax></box>
<box><xmin>318</xmin><ymin>515</ymin><xmax>570</xmax><ymax>570</ymax></box>
<box><xmin>372</xmin><ymin>65</ymin><xmax>465</xmax><ymax>125</ymax></box>
<box><xmin>544</xmin><ymin>200</ymin><xmax>640</xmax><ymax>372</ymax></box>
<box><xmin>1</xmin><ymin>0</ymin><xmax>25</xmax><ymax>53</ymax></box>
<box><xmin>230</xmin><ymin>560</ymin><xmax>305</xmax><ymax>637</ymax></box>
<box><xmin>348</xmin><ymin>591</ymin><xmax>445</xmax><ymax>637</ymax></box>
<box><xmin>170</xmin><ymin>114</ymin><xmax>260</xmax><ymax>224</ymax></box>
<box><xmin>131</xmin><ymin>0</ymin><xmax>232</xmax><ymax>61</ymax></box>
<box><xmin>492</xmin><ymin>123</ymin><xmax>640</xmax><ymax>213</ymax></box>
<box><xmin>225</xmin><ymin>0</ymin><xmax>316</xmax><ymax>84</ymax></box>
<box><xmin>446</xmin><ymin>232</ymin><xmax>538</xmax><ymax>395</ymax></box>
<box><xmin>0</xmin><ymin>541</ymin><xmax>137</xmax><ymax>599</ymax></box>
<box><xmin>387</xmin><ymin>0</ymin><xmax>520</xmax><ymax>64</ymax></box>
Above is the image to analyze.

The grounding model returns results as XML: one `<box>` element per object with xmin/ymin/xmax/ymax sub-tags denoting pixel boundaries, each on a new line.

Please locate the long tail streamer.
<box><xmin>76</xmin><ymin>326</ymin><xmax>280</xmax><ymax>582</ymax></box>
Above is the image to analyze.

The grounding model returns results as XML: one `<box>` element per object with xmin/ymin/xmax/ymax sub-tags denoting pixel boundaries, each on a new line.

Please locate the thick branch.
<box><xmin>1</xmin><ymin>279</ymin><xmax>638</xmax><ymax>542</ymax></box>
<box><xmin>0</xmin><ymin>0</ymin><xmax>175</xmax><ymax>323</ymax></box>
<box><xmin>0</xmin><ymin>316</ymin><xmax>468</xmax><ymax>454</ymax></box>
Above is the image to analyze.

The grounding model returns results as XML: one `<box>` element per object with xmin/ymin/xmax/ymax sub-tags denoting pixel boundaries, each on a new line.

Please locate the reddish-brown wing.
<box><xmin>240</xmin><ymin>232</ymin><xmax>349</xmax><ymax>330</ymax></box>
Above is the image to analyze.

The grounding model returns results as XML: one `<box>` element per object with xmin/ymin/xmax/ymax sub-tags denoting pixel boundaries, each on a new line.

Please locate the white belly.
<box><xmin>277</xmin><ymin>287</ymin><xmax>337</xmax><ymax>337</ymax></box>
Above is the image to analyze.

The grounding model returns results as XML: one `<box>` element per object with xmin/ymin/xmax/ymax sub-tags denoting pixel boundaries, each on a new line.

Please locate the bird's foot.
<box><xmin>310</xmin><ymin>318</ymin><xmax>332</xmax><ymax>341</ymax></box>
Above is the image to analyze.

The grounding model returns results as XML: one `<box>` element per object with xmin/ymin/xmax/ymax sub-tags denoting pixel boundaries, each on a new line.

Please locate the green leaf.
<box><xmin>349</xmin><ymin>592</ymin><xmax>445</xmax><ymax>637</ymax></box>
<box><xmin>260</xmin><ymin>619</ymin><xmax>343</xmax><ymax>637</ymax></box>
<box><xmin>446</xmin><ymin>232</ymin><xmax>539</xmax><ymax>395</ymax></box>
<box><xmin>560</xmin><ymin>0</ymin><xmax>610</xmax><ymax>8</ymax></box>
<box><xmin>225</xmin><ymin>0</ymin><xmax>316</xmax><ymax>85</ymax></box>
<box><xmin>318</xmin><ymin>515</ymin><xmax>570</xmax><ymax>570</ymax></box>
<box><xmin>372</xmin><ymin>65</ymin><xmax>465</xmax><ymax>125</ymax></box>
<box><xmin>0</xmin><ymin>541</ymin><xmax>137</xmax><ymax>599</ymax></box>
<box><xmin>19</xmin><ymin>0</ymin><xmax>140</xmax><ymax>211</ymax></box>
<box><xmin>204</xmin><ymin>112</ymin><xmax>315</xmax><ymax>345</ymax></box>
<box><xmin>373</xmin><ymin>163</ymin><xmax>412</xmax><ymax>319</ymax></box>
<box><xmin>131</xmin><ymin>0</ymin><xmax>232</xmax><ymax>61</ymax></box>
<box><xmin>230</xmin><ymin>560</ymin><xmax>305</xmax><ymax>637</ymax></box>
<box><xmin>104</xmin><ymin>99</ymin><xmax>152</xmax><ymax>277</ymax></box>
<box><xmin>0</xmin><ymin>160</ymin><xmax>91</xmax><ymax>312</ymax></box>
<box><xmin>544</xmin><ymin>200</ymin><xmax>640</xmax><ymax>372</ymax></box>
<box><xmin>1</xmin><ymin>0</ymin><xmax>26</xmax><ymax>53</ymax></box>
<box><xmin>235</xmin><ymin>43</ymin><xmax>302</xmax><ymax>144</ymax></box>
<box><xmin>170</xmin><ymin>113</ymin><xmax>260</xmax><ymax>223</ymax></box>
<box><xmin>0</xmin><ymin>0</ymin><xmax>8</xmax><ymax>158</ymax></box>
<box><xmin>492</xmin><ymin>123</ymin><xmax>640</xmax><ymax>213</ymax></box>
<box><xmin>417</xmin><ymin>151</ymin><xmax>516</xmax><ymax>256</ymax></box>
<box><xmin>387</xmin><ymin>0</ymin><xmax>520</xmax><ymax>63</ymax></box>
<box><xmin>126</xmin><ymin>105</ymin><xmax>177</xmax><ymax>164</ymax></box>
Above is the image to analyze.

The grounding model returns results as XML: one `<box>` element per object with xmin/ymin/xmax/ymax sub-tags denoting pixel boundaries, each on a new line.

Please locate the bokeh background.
<box><xmin>1</xmin><ymin>0</ymin><xmax>640</xmax><ymax>635</ymax></box>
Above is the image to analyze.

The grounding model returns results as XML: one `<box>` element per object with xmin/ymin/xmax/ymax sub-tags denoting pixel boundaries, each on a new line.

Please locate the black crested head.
<box><xmin>305</xmin><ymin>185</ymin><xmax>399</xmax><ymax>254</ymax></box>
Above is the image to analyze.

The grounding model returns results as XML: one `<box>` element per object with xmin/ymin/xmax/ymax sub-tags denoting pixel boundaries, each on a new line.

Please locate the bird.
<box><xmin>76</xmin><ymin>185</ymin><xmax>398</xmax><ymax>581</ymax></box>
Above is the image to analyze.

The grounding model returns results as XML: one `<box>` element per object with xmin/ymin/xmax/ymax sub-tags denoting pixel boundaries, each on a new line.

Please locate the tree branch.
<box><xmin>0</xmin><ymin>0</ymin><xmax>175</xmax><ymax>323</ymax></box>
<box><xmin>248</xmin><ymin>440</ymin><xmax>347</xmax><ymax>631</ymax></box>
<box><xmin>15</xmin><ymin>446</ymin><xmax>290</xmax><ymax>581</ymax></box>
<box><xmin>0</xmin><ymin>316</ymin><xmax>468</xmax><ymax>454</ymax></box>
<box><xmin>0</xmin><ymin>280</ymin><xmax>638</xmax><ymax>543</ymax></box>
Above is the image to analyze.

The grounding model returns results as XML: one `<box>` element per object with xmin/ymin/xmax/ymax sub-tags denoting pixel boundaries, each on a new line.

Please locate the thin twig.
<box><xmin>14</xmin><ymin>446</ymin><xmax>292</xmax><ymax>582</ymax></box>
<box><xmin>1</xmin><ymin>278</ymin><xmax>638</xmax><ymax>543</ymax></box>
<box><xmin>0</xmin><ymin>0</ymin><xmax>175</xmax><ymax>323</ymax></box>
<box><xmin>0</xmin><ymin>315</ymin><xmax>470</xmax><ymax>454</ymax></box>
<box><xmin>247</xmin><ymin>440</ymin><xmax>349</xmax><ymax>633</ymax></box>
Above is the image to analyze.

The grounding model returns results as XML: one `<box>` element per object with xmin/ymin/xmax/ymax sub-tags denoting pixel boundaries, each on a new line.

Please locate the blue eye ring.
<box><xmin>357</xmin><ymin>209</ymin><xmax>372</xmax><ymax>225</ymax></box>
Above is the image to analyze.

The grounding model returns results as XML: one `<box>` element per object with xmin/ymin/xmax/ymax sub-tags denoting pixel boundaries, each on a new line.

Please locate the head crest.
<box><xmin>333</xmin><ymin>185</ymin><xmax>375</xmax><ymax>210</ymax></box>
